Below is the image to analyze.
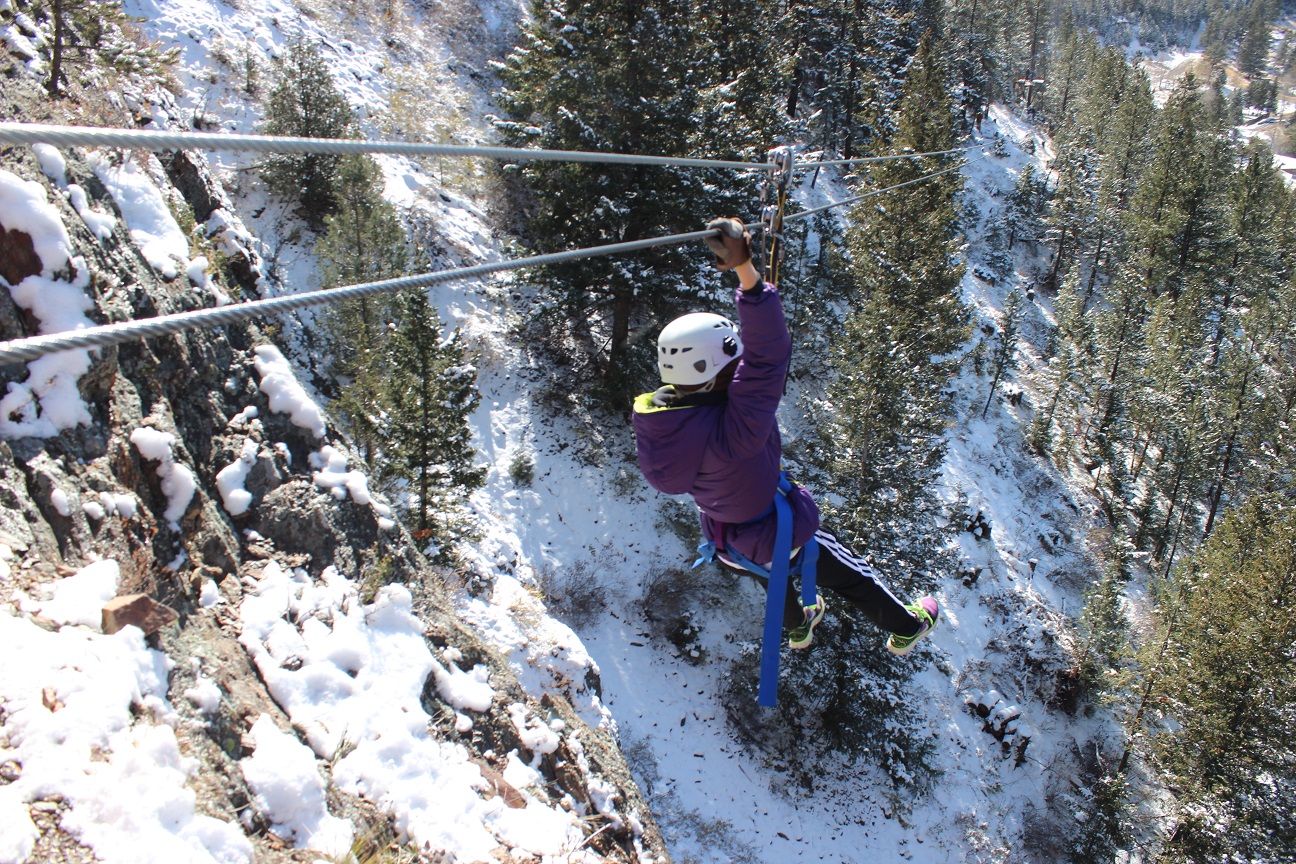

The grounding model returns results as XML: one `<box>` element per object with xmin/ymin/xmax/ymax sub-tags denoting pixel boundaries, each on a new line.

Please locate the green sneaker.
<box><xmin>886</xmin><ymin>596</ymin><xmax>939</xmax><ymax>655</ymax></box>
<box><xmin>788</xmin><ymin>595</ymin><xmax>827</xmax><ymax>650</ymax></box>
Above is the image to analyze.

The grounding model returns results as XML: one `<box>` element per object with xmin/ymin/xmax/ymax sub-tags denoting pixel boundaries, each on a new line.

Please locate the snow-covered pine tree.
<box><xmin>1081</xmin><ymin>56</ymin><xmax>1154</xmax><ymax>300</ymax></box>
<box><xmin>778</xmin><ymin>0</ymin><xmax>908</xmax><ymax>158</ymax></box>
<box><xmin>1189</xmin><ymin>146</ymin><xmax>1289</xmax><ymax>538</ymax></box>
<box><xmin>1004</xmin><ymin>163</ymin><xmax>1045</xmax><ymax>251</ymax></box>
<box><xmin>1029</xmin><ymin>271</ymin><xmax>1095</xmax><ymax>457</ymax></box>
<box><xmin>982</xmin><ymin>288</ymin><xmax>1024</xmax><ymax>418</ymax></box>
<box><xmin>692</xmin><ymin>0</ymin><xmax>790</xmax><ymax>162</ymax></box>
<box><xmin>1040</xmin><ymin>145</ymin><xmax>1099</xmax><ymax>291</ymax></box>
<box><xmin>821</xmin><ymin>29</ymin><xmax>969</xmax><ymax>546</ymax></box>
<box><xmin>42</xmin><ymin>0</ymin><xmax>154</xmax><ymax>98</ymax></box>
<box><xmin>1124</xmin><ymin>76</ymin><xmax>1233</xmax><ymax>305</ymax></box>
<box><xmin>1236</xmin><ymin>0</ymin><xmax>1275</xmax><ymax>77</ymax></box>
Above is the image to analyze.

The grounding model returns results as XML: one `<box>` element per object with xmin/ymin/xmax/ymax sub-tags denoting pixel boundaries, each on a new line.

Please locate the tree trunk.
<box><xmin>605</xmin><ymin>282</ymin><xmax>635</xmax><ymax>383</ymax></box>
<box><xmin>47</xmin><ymin>0</ymin><xmax>65</xmax><ymax>99</ymax></box>
<box><xmin>1154</xmin><ymin>458</ymin><xmax>1187</xmax><ymax>561</ymax></box>
<box><xmin>417</xmin><ymin>331</ymin><xmax>432</xmax><ymax>532</ymax></box>
<box><xmin>1202</xmin><ymin>365</ymin><xmax>1251</xmax><ymax>539</ymax></box>
<box><xmin>1119</xmin><ymin>609</ymin><xmax>1177</xmax><ymax>774</ymax></box>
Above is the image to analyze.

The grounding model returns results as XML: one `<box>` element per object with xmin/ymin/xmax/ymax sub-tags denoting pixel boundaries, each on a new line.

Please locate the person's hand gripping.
<box><xmin>704</xmin><ymin>218</ymin><xmax>752</xmax><ymax>272</ymax></box>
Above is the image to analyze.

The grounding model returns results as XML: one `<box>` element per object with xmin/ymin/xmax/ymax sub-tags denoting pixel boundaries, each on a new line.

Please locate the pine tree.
<box><xmin>1125</xmin><ymin>76</ymin><xmax>1232</xmax><ymax>304</ymax></box>
<box><xmin>1040</xmin><ymin>144</ymin><xmax>1098</xmax><ymax>291</ymax></box>
<box><xmin>1149</xmin><ymin>496</ymin><xmax>1296</xmax><ymax>863</ymax></box>
<box><xmin>982</xmin><ymin>288</ymin><xmax>1024</xmax><ymax>418</ymax></box>
<box><xmin>261</xmin><ymin>39</ymin><xmax>357</xmax><ymax>229</ymax></box>
<box><xmin>692</xmin><ymin>0</ymin><xmax>789</xmax><ymax>161</ymax></box>
<box><xmin>495</xmin><ymin>0</ymin><xmax>731</xmax><ymax>399</ymax></box>
<box><xmin>822</xmin><ymin>30</ymin><xmax>969</xmax><ymax>545</ymax></box>
<box><xmin>1029</xmin><ymin>272</ymin><xmax>1094</xmax><ymax>456</ymax></box>
<box><xmin>385</xmin><ymin>288</ymin><xmax>486</xmax><ymax>561</ymax></box>
<box><xmin>1237</xmin><ymin>1</ymin><xmax>1274</xmax><ymax>77</ymax></box>
<box><xmin>317</xmin><ymin>154</ymin><xmax>408</xmax><ymax>466</ymax></box>
<box><xmin>1004</xmin><ymin>164</ymin><xmax>1044</xmax><ymax>250</ymax></box>
<box><xmin>1084</xmin><ymin>60</ymin><xmax>1154</xmax><ymax>299</ymax></box>
<box><xmin>42</xmin><ymin>0</ymin><xmax>176</xmax><ymax>98</ymax></box>
<box><xmin>1075</xmin><ymin>542</ymin><xmax>1132</xmax><ymax>699</ymax></box>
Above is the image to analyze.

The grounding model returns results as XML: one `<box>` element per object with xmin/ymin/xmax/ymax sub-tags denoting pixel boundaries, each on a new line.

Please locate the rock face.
<box><xmin>0</xmin><ymin>79</ymin><xmax>668</xmax><ymax>864</ymax></box>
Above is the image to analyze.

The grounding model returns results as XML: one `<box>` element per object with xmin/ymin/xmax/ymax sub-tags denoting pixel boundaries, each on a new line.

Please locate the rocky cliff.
<box><xmin>0</xmin><ymin>65</ymin><xmax>667</xmax><ymax>864</ymax></box>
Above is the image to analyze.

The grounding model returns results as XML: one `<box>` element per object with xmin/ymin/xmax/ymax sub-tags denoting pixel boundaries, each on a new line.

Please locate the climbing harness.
<box><xmin>694</xmin><ymin>472</ymin><xmax>819</xmax><ymax>707</ymax></box>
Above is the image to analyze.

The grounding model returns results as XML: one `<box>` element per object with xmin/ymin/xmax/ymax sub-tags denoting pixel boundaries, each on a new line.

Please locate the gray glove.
<box><xmin>704</xmin><ymin>218</ymin><xmax>751</xmax><ymax>272</ymax></box>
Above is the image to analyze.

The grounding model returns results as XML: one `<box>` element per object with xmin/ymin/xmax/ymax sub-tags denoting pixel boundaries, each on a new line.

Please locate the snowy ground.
<box><xmin>0</xmin><ymin>1</ymin><xmax>1126</xmax><ymax>861</ymax></box>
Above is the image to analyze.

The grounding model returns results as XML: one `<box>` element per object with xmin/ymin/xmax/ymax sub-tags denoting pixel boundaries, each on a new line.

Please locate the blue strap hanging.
<box><xmin>692</xmin><ymin>472</ymin><xmax>819</xmax><ymax>707</ymax></box>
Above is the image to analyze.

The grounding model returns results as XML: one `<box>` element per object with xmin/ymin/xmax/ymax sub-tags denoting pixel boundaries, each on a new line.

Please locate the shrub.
<box><xmin>508</xmin><ymin>449</ymin><xmax>535</xmax><ymax>487</ymax></box>
<box><xmin>536</xmin><ymin>544</ymin><xmax>617</xmax><ymax>628</ymax></box>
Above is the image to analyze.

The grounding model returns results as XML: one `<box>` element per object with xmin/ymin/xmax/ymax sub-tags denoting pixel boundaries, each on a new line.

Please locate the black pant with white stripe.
<box><xmin>734</xmin><ymin>529</ymin><xmax>922</xmax><ymax>637</ymax></box>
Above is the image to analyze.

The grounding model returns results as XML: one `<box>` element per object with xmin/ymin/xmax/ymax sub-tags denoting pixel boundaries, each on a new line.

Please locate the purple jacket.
<box><xmin>633</xmin><ymin>282</ymin><xmax>820</xmax><ymax>565</ymax></box>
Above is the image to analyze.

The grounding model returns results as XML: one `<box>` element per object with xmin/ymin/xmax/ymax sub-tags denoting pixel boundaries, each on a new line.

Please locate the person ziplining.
<box><xmin>631</xmin><ymin>218</ymin><xmax>938</xmax><ymax>705</ymax></box>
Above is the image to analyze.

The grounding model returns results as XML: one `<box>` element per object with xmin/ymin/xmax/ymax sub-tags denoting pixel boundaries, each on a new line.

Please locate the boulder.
<box><xmin>102</xmin><ymin>593</ymin><xmax>178</xmax><ymax>635</ymax></box>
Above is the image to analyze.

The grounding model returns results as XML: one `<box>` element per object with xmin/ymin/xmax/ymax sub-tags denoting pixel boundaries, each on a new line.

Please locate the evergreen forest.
<box><xmin>490</xmin><ymin>0</ymin><xmax>1296</xmax><ymax>859</ymax></box>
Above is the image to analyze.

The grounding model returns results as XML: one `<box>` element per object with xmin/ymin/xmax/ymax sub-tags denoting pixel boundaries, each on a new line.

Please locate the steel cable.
<box><xmin>0</xmin><ymin>122</ymin><xmax>971</xmax><ymax>172</ymax></box>
<box><xmin>0</xmin><ymin>133</ymin><xmax>980</xmax><ymax>365</ymax></box>
<box><xmin>0</xmin><ymin>123</ymin><xmax>765</xmax><ymax>171</ymax></box>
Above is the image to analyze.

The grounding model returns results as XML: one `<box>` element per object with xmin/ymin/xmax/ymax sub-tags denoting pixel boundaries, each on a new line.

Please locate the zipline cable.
<box><xmin>785</xmin><ymin>156</ymin><xmax>986</xmax><ymax>223</ymax></box>
<box><xmin>0</xmin><ymin>122</ymin><xmax>970</xmax><ymax>172</ymax></box>
<box><xmin>0</xmin><ymin>229</ymin><xmax>718</xmax><ymax>365</ymax></box>
<box><xmin>795</xmin><ymin>148</ymin><xmax>965</xmax><ymax>169</ymax></box>
<box><xmin>0</xmin><ymin>149</ymin><xmax>978</xmax><ymax>366</ymax></box>
<box><xmin>0</xmin><ymin>123</ymin><xmax>765</xmax><ymax>170</ymax></box>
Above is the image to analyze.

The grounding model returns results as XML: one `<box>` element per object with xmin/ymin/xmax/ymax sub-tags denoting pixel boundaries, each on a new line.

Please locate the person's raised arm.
<box><xmin>704</xmin><ymin>218</ymin><xmax>789</xmax><ymax>457</ymax></box>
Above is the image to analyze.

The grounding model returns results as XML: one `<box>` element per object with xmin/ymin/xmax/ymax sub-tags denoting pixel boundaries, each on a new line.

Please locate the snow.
<box><xmin>199</xmin><ymin>579</ymin><xmax>223</xmax><ymax>607</ymax></box>
<box><xmin>28</xmin><ymin>559</ymin><xmax>120</xmax><ymax>629</ymax></box>
<box><xmin>184</xmin><ymin>673</ymin><xmax>222</xmax><ymax>714</ymax></box>
<box><xmin>236</xmin><ymin>561</ymin><xmax>586</xmax><ymax>858</ymax></box>
<box><xmin>307</xmin><ymin>446</ymin><xmax>394</xmax><ymax>527</ymax></box>
<box><xmin>0</xmin><ymin>0</ymin><xmax>1139</xmax><ymax>853</ymax></box>
<box><xmin>0</xmin><ymin>170</ymin><xmax>95</xmax><ymax>439</ymax></box>
<box><xmin>32</xmin><ymin>143</ymin><xmax>66</xmax><ymax>185</ymax></box>
<box><xmin>50</xmin><ymin>486</ymin><xmax>71</xmax><ymax>516</ymax></box>
<box><xmin>432</xmin><ymin>655</ymin><xmax>496</xmax><ymax>712</ymax></box>
<box><xmin>99</xmin><ymin>490</ymin><xmax>138</xmax><ymax>519</ymax></box>
<box><xmin>0</xmin><ymin>608</ymin><xmax>251</xmax><ymax>864</ymax></box>
<box><xmin>130</xmin><ymin>427</ymin><xmax>197</xmax><ymax>528</ymax></box>
<box><xmin>253</xmin><ymin>345</ymin><xmax>326</xmax><ymax>438</ymax></box>
<box><xmin>240</xmin><ymin>714</ymin><xmax>354</xmax><ymax>856</ymax></box>
<box><xmin>215</xmin><ymin>437</ymin><xmax>259</xmax><ymax>516</ymax></box>
<box><xmin>90</xmin><ymin>153</ymin><xmax>189</xmax><ymax>279</ymax></box>
<box><xmin>68</xmin><ymin>184</ymin><xmax>118</xmax><ymax>240</ymax></box>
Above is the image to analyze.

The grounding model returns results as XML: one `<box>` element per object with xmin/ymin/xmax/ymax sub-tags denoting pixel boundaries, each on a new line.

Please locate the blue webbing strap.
<box><xmin>691</xmin><ymin>472</ymin><xmax>821</xmax><ymax>707</ymax></box>
<box><xmin>757</xmin><ymin>491</ymin><xmax>795</xmax><ymax>706</ymax></box>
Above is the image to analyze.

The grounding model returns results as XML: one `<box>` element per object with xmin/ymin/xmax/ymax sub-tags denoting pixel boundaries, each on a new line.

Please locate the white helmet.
<box><xmin>657</xmin><ymin>312</ymin><xmax>743</xmax><ymax>386</ymax></box>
